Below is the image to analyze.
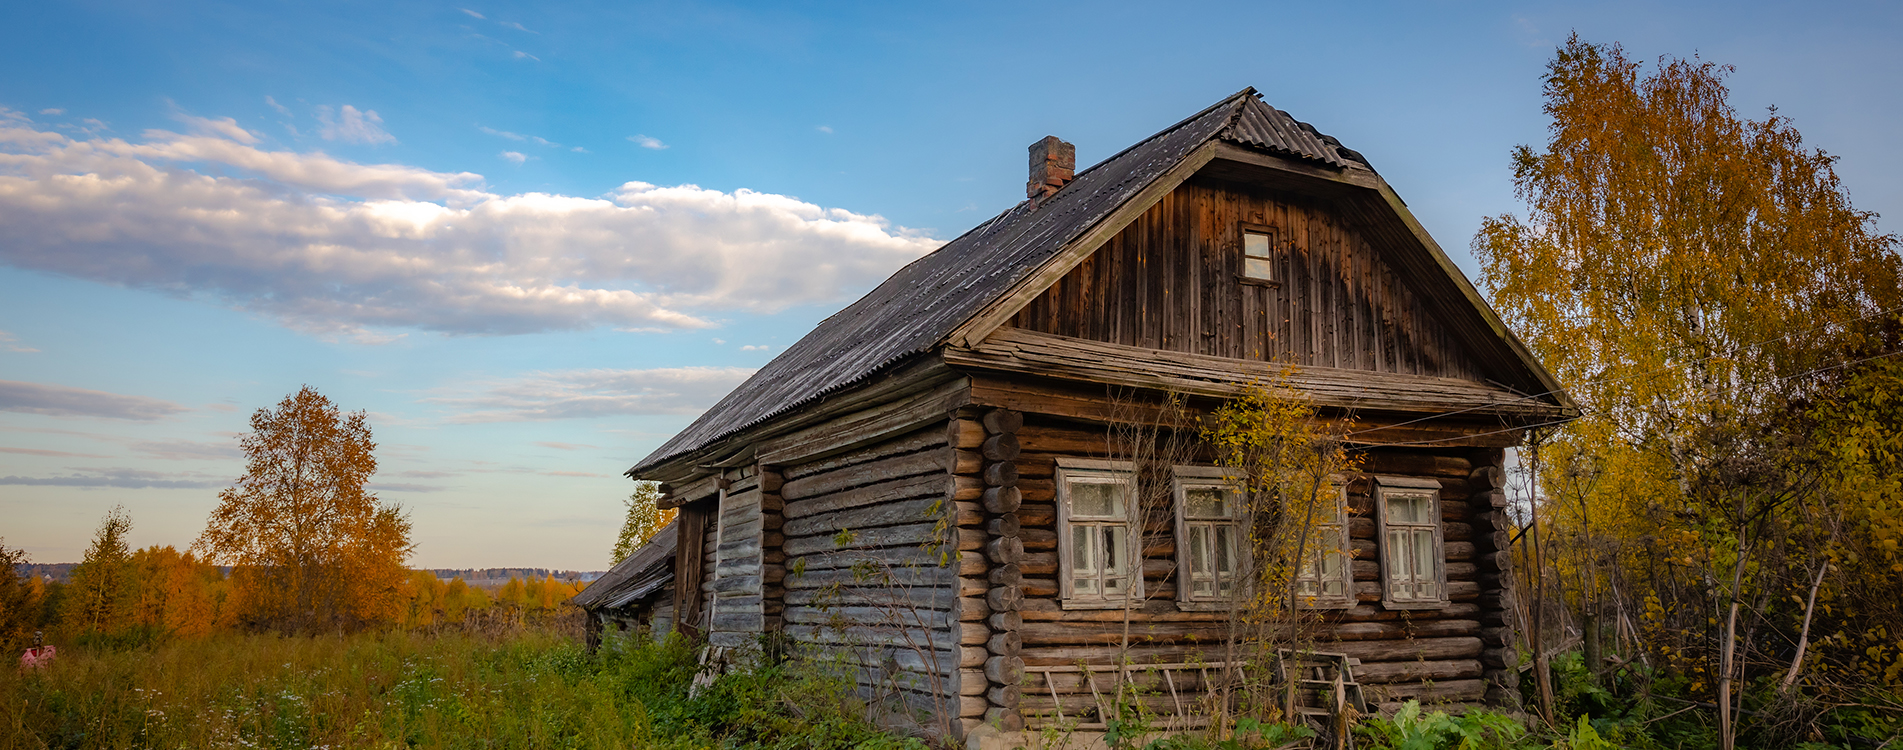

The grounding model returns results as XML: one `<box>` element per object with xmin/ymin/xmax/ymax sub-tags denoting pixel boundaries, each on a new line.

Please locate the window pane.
<box><xmin>1413</xmin><ymin>529</ymin><xmax>1436</xmax><ymax>592</ymax></box>
<box><xmin>1388</xmin><ymin>530</ymin><xmax>1411</xmax><ymax>580</ymax></box>
<box><xmin>1070</xmin><ymin>479</ymin><xmax>1125</xmax><ymax>517</ymax></box>
<box><xmin>1214</xmin><ymin>525</ymin><xmax>1235</xmax><ymax>577</ymax></box>
<box><xmin>1185</xmin><ymin>486</ymin><xmax>1231</xmax><ymax>518</ymax></box>
<box><xmin>1244</xmin><ymin>232</ymin><xmax>1270</xmax><ymax>258</ymax></box>
<box><xmin>1104</xmin><ymin>526</ymin><xmax>1127</xmax><ymax>576</ymax></box>
<box><xmin>1386</xmin><ymin>494</ymin><xmax>1415</xmax><ymax>524</ymax></box>
<box><xmin>1244</xmin><ymin>257</ymin><xmax>1274</xmax><ymax>281</ymax></box>
<box><xmin>1074</xmin><ymin>525</ymin><xmax>1096</xmax><ymax>572</ymax></box>
<box><xmin>1188</xmin><ymin>525</ymin><xmax>1207</xmax><ymax>581</ymax></box>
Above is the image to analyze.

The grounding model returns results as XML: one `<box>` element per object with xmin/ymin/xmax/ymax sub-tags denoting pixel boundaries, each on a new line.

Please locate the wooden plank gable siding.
<box><xmin>1010</xmin><ymin>178</ymin><xmax>1483</xmax><ymax>380</ymax></box>
<box><xmin>1004</xmin><ymin>414</ymin><xmax>1520</xmax><ymax>718</ymax></box>
<box><xmin>778</xmin><ymin>422</ymin><xmax>970</xmax><ymax>723</ymax></box>
<box><xmin>707</xmin><ymin>468</ymin><xmax>766</xmax><ymax>649</ymax></box>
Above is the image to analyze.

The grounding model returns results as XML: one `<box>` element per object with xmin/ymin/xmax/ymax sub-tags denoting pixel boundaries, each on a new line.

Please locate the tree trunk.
<box><xmin>1780</xmin><ymin>556</ymin><xmax>1829</xmax><ymax>692</ymax></box>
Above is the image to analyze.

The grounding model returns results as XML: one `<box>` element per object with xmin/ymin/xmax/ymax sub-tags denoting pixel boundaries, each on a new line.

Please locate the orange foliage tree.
<box><xmin>195</xmin><ymin>386</ymin><xmax>413</xmax><ymax>633</ymax></box>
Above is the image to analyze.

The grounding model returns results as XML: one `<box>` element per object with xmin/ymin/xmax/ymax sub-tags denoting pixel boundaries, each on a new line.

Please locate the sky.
<box><xmin>3</xmin><ymin>0</ymin><xmax>1900</xmax><ymax>570</ymax></box>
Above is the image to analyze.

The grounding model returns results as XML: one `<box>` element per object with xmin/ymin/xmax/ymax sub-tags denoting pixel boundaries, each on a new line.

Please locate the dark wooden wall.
<box><xmin>1010</xmin><ymin>178</ymin><xmax>1484</xmax><ymax>380</ymax></box>
<box><xmin>994</xmin><ymin>414</ymin><xmax>1518</xmax><ymax>718</ymax></box>
<box><xmin>777</xmin><ymin>423</ymin><xmax>966</xmax><ymax>726</ymax></box>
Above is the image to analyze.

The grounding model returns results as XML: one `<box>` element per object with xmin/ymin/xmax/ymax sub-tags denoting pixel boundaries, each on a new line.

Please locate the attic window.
<box><xmin>1241</xmin><ymin>225</ymin><xmax>1277</xmax><ymax>284</ymax></box>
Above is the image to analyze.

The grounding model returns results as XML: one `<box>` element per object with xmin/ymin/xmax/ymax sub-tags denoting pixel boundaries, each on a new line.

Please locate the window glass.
<box><xmin>1176</xmin><ymin>476</ymin><xmax>1245</xmax><ymax>603</ymax></box>
<box><xmin>1380</xmin><ymin>486</ymin><xmax>1443</xmax><ymax>606</ymax></box>
<box><xmin>1061</xmin><ymin>468</ymin><xmax>1139</xmax><ymax>605</ymax></box>
<box><xmin>1243</xmin><ymin>231</ymin><xmax>1275</xmax><ymax>281</ymax></box>
<box><xmin>1294</xmin><ymin>484</ymin><xmax>1351</xmax><ymax>606</ymax></box>
<box><xmin>1070</xmin><ymin>479</ymin><xmax>1127</xmax><ymax>517</ymax></box>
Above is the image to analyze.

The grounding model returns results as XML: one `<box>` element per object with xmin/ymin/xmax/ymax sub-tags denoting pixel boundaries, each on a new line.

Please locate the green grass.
<box><xmin>0</xmin><ymin>628</ymin><xmax>922</xmax><ymax>750</ymax></box>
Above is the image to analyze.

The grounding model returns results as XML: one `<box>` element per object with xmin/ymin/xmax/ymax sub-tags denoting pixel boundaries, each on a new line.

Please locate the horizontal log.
<box><xmin>1020</xmin><ymin>621</ymin><xmax>1232</xmax><ymax>645</ymax></box>
<box><xmin>983</xmin><ymin>434</ymin><xmax>1022</xmax><ymax>462</ymax></box>
<box><xmin>784</xmin><ymin>565</ymin><xmax>953</xmax><ymax>591</ymax></box>
<box><xmin>1336</xmin><ymin>603</ymin><xmax>1480</xmax><ymax>622</ymax></box>
<box><xmin>983</xmin><ymin>409</ymin><xmax>1023</xmax><ymax>435</ymax></box>
<box><xmin>1352</xmin><ymin>659</ymin><xmax>1483</xmax><ymax>685</ymax></box>
<box><xmin>983</xmin><ymin>486</ymin><xmax>1021</xmax><ymax>514</ymax></box>
<box><xmin>784</xmin><ymin>472</ymin><xmax>950</xmax><ymax>520</ymax></box>
<box><xmin>780</xmin><ymin>424</ymin><xmax>948</xmax><ymax>481</ymax></box>
<box><xmin>987</xmin><ymin>684</ymin><xmax>1022</xmax><ymax>708</ymax></box>
<box><xmin>1328</xmin><ymin>636</ymin><xmax>1484</xmax><ymax>662</ymax></box>
<box><xmin>783</xmin><ymin>606</ymin><xmax>952</xmax><ymax>629</ymax></box>
<box><xmin>783</xmin><ymin>496</ymin><xmax>945</xmax><ymax>539</ymax></box>
<box><xmin>1469</xmin><ymin>465</ymin><xmax>1507</xmax><ymax>490</ymax></box>
<box><xmin>1366</xmin><ymin>678</ymin><xmax>1489</xmax><ymax>705</ymax></box>
<box><xmin>784</xmin><ymin>521</ymin><xmax>942</xmax><ymax>557</ymax></box>
<box><xmin>783</xmin><ymin>450</ymin><xmax>946</xmax><ymax>502</ymax></box>
<box><xmin>987</xmin><ymin>612</ymin><xmax>1021</xmax><ymax>632</ymax></box>
<box><xmin>1364</xmin><ymin>453</ymin><xmax>1472</xmax><ymax>478</ymax></box>
<box><xmin>952</xmin><ymin>448</ymin><xmax>983</xmax><ymax>475</ymax></box>
<box><xmin>949</xmin><ymin>419</ymin><xmax>986</xmax><ymax>450</ymax></box>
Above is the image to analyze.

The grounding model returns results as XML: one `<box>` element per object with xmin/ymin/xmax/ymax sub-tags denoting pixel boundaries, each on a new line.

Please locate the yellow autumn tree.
<box><xmin>195</xmin><ymin>386</ymin><xmax>414</xmax><ymax>633</ymax></box>
<box><xmin>62</xmin><ymin>505</ymin><xmax>136</xmax><ymax>636</ymax></box>
<box><xmin>611</xmin><ymin>482</ymin><xmax>675</xmax><ymax>564</ymax></box>
<box><xmin>1474</xmin><ymin>34</ymin><xmax>1903</xmax><ymax>743</ymax></box>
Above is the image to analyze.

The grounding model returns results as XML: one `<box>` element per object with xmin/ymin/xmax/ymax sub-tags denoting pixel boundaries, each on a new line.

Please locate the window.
<box><xmin>1241</xmin><ymin>226</ymin><xmax>1277</xmax><ymax>283</ymax></box>
<box><xmin>1293</xmin><ymin>482</ymin><xmax>1353</xmax><ymax>608</ymax></box>
<box><xmin>1173</xmin><ymin>467</ymin><xmax>1246</xmax><ymax>606</ymax></box>
<box><xmin>1057</xmin><ymin>459</ymin><xmax>1142</xmax><ymax>607</ymax></box>
<box><xmin>1376</xmin><ymin>477</ymin><xmax>1445</xmax><ymax>608</ymax></box>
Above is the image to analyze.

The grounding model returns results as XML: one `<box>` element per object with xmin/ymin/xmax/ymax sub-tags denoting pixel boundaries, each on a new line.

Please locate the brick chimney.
<box><xmin>1027</xmin><ymin>135</ymin><xmax>1075</xmax><ymax>203</ymax></box>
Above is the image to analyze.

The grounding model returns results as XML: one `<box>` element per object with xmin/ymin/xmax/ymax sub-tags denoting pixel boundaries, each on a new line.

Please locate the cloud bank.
<box><xmin>0</xmin><ymin>380</ymin><xmax>190</xmax><ymax>420</ymax></box>
<box><xmin>429</xmin><ymin>366</ymin><xmax>754</xmax><ymax>422</ymax></box>
<box><xmin>0</xmin><ymin>108</ymin><xmax>940</xmax><ymax>339</ymax></box>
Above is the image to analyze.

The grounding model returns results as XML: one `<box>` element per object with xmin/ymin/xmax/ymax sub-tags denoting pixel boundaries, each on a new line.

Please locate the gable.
<box><xmin>1009</xmin><ymin>178</ymin><xmax>1485</xmax><ymax>381</ymax></box>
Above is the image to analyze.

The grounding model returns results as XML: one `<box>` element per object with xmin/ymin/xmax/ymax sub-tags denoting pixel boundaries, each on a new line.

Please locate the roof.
<box><xmin>632</xmin><ymin>89</ymin><xmax>1374</xmax><ymax>475</ymax></box>
<box><xmin>571</xmin><ymin>521</ymin><xmax>677</xmax><ymax>610</ymax></box>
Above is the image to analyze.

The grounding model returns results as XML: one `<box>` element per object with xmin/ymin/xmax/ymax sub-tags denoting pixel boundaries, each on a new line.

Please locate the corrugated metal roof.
<box><xmin>571</xmin><ymin>521</ymin><xmax>677</xmax><ymax>610</ymax></box>
<box><xmin>630</xmin><ymin>89</ymin><xmax>1370</xmax><ymax>475</ymax></box>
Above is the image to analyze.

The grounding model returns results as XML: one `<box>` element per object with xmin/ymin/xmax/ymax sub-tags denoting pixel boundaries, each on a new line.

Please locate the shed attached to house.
<box><xmin>579</xmin><ymin>88</ymin><xmax>1574</xmax><ymax>740</ymax></box>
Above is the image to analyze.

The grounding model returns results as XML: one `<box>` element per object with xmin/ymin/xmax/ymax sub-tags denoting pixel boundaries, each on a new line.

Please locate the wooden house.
<box><xmin>577</xmin><ymin>88</ymin><xmax>1574</xmax><ymax>739</ymax></box>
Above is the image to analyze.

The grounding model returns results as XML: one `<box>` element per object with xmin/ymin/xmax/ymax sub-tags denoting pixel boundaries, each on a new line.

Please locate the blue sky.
<box><xmin>3</xmin><ymin>1</ymin><xmax>1900</xmax><ymax>570</ymax></box>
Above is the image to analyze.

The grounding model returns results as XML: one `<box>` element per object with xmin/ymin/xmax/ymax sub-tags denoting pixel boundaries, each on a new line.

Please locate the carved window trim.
<box><xmin>1376</xmin><ymin>475</ymin><xmax>1447</xmax><ymax>610</ymax></box>
<box><xmin>1293</xmin><ymin>480</ymin><xmax>1356</xmax><ymax>610</ymax></box>
<box><xmin>1172</xmin><ymin>465</ymin><xmax>1249</xmax><ymax>611</ymax></box>
<box><xmin>1056</xmin><ymin>458</ymin><xmax>1144</xmax><ymax>609</ymax></box>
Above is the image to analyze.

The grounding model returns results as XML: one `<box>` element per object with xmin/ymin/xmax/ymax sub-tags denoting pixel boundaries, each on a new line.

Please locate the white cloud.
<box><xmin>0</xmin><ymin>330</ymin><xmax>36</xmax><ymax>353</ymax></box>
<box><xmin>629</xmin><ymin>134</ymin><xmax>667</xmax><ymax>150</ymax></box>
<box><xmin>740</xmin><ymin>344</ymin><xmax>772</xmax><ymax>351</ymax></box>
<box><xmin>316</xmin><ymin>104</ymin><xmax>395</xmax><ymax>145</ymax></box>
<box><xmin>39</xmin><ymin>108</ymin><xmax>64</xmax><ymax>116</ymax></box>
<box><xmin>481</xmin><ymin>126</ymin><xmax>526</xmax><ymax>141</ymax></box>
<box><xmin>0</xmin><ymin>380</ymin><xmax>189</xmax><ymax>420</ymax></box>
<box><xmin>570</xmin><ymin>146</ymin><xmax>587</xmax><ymax>153</ymax></box>
<box><xmin>460</xmin><ymin>8</ymin><xmax>485</xmax><ymax>19</ymax></box>
<box><xmin>513</xmin><ymin>51</ymin><xmax>540</xmax><ymax>62</ymax></box>
<box><xmin>174</xmin><ymin>113</ymin><xmax>259</xmax><ymax>144</ymax></box>
<box><xmin>265</xmin><ymin>96</ymin><xmax>292</xmax><ymax>117</ymax></box>
<box><xmin>499</xmin><ymin>150</ymin><xmax>527</xmax><ymax>164</ymax></box>
<box><xmin>0</xmin><ymin>112</ymin><xmax>941</xmax><ymax>337</ymax></box>
<box><xmin>429</xmin><ymin>366</ymin><xmax>755</xmax><ymax>422</ymax></box>
<box><xmin>817</xmin><ymin>125</ymin><xmax>833</xmax><ymax>134</ymax></box>
<box><xmin>502</xmin><ymin>21</ymin><xmax>536</xmax><ymax>33</ymax></box>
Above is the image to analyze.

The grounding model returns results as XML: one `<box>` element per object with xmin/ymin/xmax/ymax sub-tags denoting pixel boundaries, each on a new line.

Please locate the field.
<box><xmin>0</xmin><ymin>626</ymin><xmax>922</xmax><ymax>750</ymax></box>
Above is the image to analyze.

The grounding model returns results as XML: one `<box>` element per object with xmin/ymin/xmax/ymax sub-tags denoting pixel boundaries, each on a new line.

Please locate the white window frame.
<box><xmin>1056</xmin><ymin>458</ymin><xmax>1143</xmax><ymax>609</ymax></box>
<box><xmin>1171</xmin><ymin>466</ymin><xmax>1249</xmax><ymax>610</ymax></box>
<box><xmin>1376</xmin><ymin>476</ymin><xmax>1447</xmax><ymax>610</ymax></box>
<box><xmin>1293</xmin><ymin>480</ymin><xmax>1355</xmax><ymax>609</ymax></box>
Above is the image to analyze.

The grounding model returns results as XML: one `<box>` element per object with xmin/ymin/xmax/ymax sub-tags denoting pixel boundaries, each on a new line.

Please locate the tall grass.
<box><xmin>1</xmin><ymin>627</ymin><xmax>923</xmax><ymax>750</ymax></box>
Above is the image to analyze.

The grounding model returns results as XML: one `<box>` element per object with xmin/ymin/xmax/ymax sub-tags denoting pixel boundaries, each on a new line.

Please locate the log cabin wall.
<box><xmin>1006</xmin><ymin>413</ymin><xmax>1518</xmax><ymax>718</ymax></box>
<box><xmin>778</xmin><ymin>422</ymin><xmax>966</xmax><ymax>727</ymax></box>
<box><xmin>1010</xmin><ymin>178</ymin><xmax>1483</xmax><ymax>380</ymax></box>
<box><xmin>707</xmin><ymin>468</ymin><xmax>765</xmax><ymax>651</ymax></box>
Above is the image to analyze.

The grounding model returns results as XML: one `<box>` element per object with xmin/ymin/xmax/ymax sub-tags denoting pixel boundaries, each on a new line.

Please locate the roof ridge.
<box><xmin>1064</xmin><ymin>87</ymin><xmax>1255</xmax><ymax>184</ymax></box>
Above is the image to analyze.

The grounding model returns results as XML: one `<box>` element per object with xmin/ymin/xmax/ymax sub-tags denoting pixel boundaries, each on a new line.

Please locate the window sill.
<box><xmin>1380</xmin><ymin>599</ymin><xmax>1450</xmax><ymax>611</ymax></box>
<box><xmin>1060</xmin><ymin>598</ymin><xmax>1143</xmax><ymax>611</ymax></box>
<box><xmin>1175</xmin><ymin>601</ymin><xmax>1240</xmax><ymax>612</ymax></box>
<box><xmin>1236</xmin><ymin>275</ymin><xmax>1281</xmax><ymax>289</ymax></box>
